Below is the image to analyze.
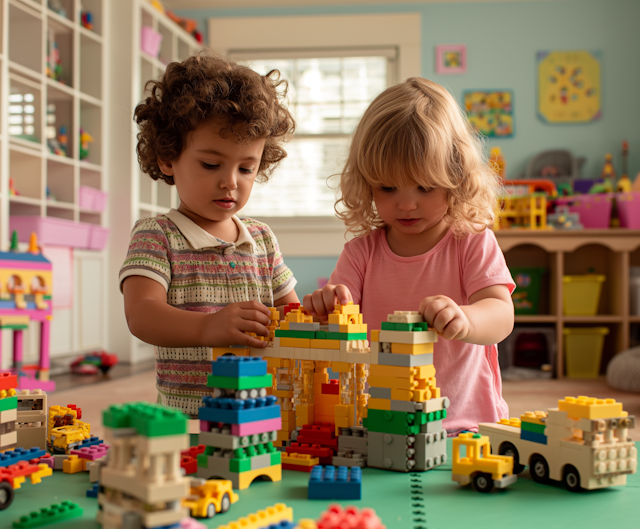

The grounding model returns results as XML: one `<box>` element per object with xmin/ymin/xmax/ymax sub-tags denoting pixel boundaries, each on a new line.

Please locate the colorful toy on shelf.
<box><xmin>617</xmin><ymin>140</ymin><xmax>631</xmax><ymax>192</ymax></box>
<box><xmin>97</xmin><ymin>402</ymin><xmax>190</xmax><ymax>529</ymax></box>
<box><xmin>79</xmin><ymin>128</ymin><xmax>93</xmax><ymax>160</ymax></box>
<box><xmin>166</xmin><ymin>10</ymin><xmax>203</xmax><ymax>43</ymax></box>
<box><xmin>214</xmin><ymin>503</ymin><xmax>292</xmax><ymax>529</ymax></box>
<box><xmin>479</xmin><ymin>396</ymin><xmax>637</xmax><ymax>491</ymax></box>
<box><xmin>81</xmin><ymin>11</ymin><xmax>93</xmax><ymax>31</ymax></box>
<box><xmin>197</xmin><ymin>356</ymin><xmax>283</xmax><ymax>490</ymax></box>
<box><xmin>9</xmin><ymin>178</ymin><xmax>19</xmax><ymax>196</ymax></box>
<box><xmin>495</xmin><ymin>193</ymin><xmax>548</xmax><ymax>230</ymax></box>
<box><xmin>47</xmin><ymin>126</ymin><xmax>68</xmax><ymax>158</ymax></box>
<box><xmin>148</xmin><ymin>0</ymin><xmax>166</xmax><ymax>14</ymax></box>
<box><xmin>70</xmin><ymin>350</ymin><xmax>118</xmax><ymax>375</ymax></box>
<box><xmin>0</xmin><ymin>233</ymin><xmax>54</xmax><ymax>392</ymax></box>
<box><xmin>47</xmin><ymin>0</ymin><xmax>66</xmax><ymax>17</ymax></box>
<box><xmin>489</xmin><ymin>147</ymin><xmax>506</xmax><ymax>179</ymax></box>
<box><xmin>308</xmin><ymin>465</ymin><xmax>362</xmax><ymax>499</ymax></box>
<box><xmin>182</xmin><ymin>478</ymin><xmax>238</xmax><ymax>519</ymax></box>
<box><xmin>16</xmin><ymin>389</ymin><xmax>47</xmax><ymax>450</ymax></box>
<box><xmin>548</xmin><ymin>205</ymin><xmax>583</xmax><ymax>230</ymax></box>
<box><xmin>451</xmin><ymin>433</ymin><xmax>516</xmax><ymax>492</ymax></box>
<box><xmin>46</xmin><ymin>30</ymin><xmax>63</xmax><ymax>82</ymax></box>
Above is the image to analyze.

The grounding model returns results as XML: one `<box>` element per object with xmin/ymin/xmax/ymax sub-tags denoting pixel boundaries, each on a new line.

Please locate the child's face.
<box><xmin>372</xmin><ymin>184</ymin><xmax>448</xmax><ymax>236</ymax></box>
<box><xmin>158</xmin><ymin>120</ymin><xmax>265</xmax><ymax>224</ymax></box>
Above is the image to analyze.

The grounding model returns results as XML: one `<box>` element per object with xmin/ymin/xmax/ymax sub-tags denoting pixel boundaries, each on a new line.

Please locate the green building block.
<box><xmin>103</xmin><ymin>402</ymin><xmax>187</xmax><ymax>437</ymax></box>
<box><xmin>421</xmin><ymin>409</ymin><xmax>447</xmax><ymax>422</ymax></box>
<box><xmin>0</xmin><ymin>396</ymin><xmax>17</xmax><ymax>413</ymax></box>
<box><xmin>207</xmin><ymin>373</ymin><xmax>272</xmax><ymax>390</ymax></box>
<box><xmin>13</xmin><ymin>501</ymin><xmax>82</xmax><ymax>528</ymax></box>
<box><xmin>197</xmin><ymin>454</ymin><xmax>208</xmax><ymax>468</ymax></box>
<box><xmin>315</xmin><ymin>331</ymin><xmax>328</xmax><ymax>339</ymax></box>
<box><xmin>381</xmin><ymin>322</ymin><xmax>429</xmax><ymax>332</ymax></box>
<box><xmin>326</xmin><ymin>332</ymin><xmax>368</xmax><ymax>341</ymax></box>
<box><xmin>521</xmin><ymin>421</ymin><xmax>546</xmax><ymax>435</ymax></box>
<box><xmin>275</xmin><ymin>329</ymin><xmax>317</xmax><ymax>339</ymax></box>
<box><xmin>230</xmin><ymin>457</ymin><xmax>251</xmax><ymax>472</ymax></box>
<box><xmin>381</xmin><ymin>322</ymin><xmax>397</xmax><ymax>330</ymax></box>
<box><xmin>271</xmin><ymin>451</ymin><xmax>281</xmax><ymax>465</ymax></box>
<box><xmin>365</xmin><ymin>409</ymin><xmax>426</xmax><ymax>436</ymax></box>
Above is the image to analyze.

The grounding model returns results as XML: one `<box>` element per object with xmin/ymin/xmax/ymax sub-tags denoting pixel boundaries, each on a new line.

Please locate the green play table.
<box><xmin>5</xmin><ymin>440</ymin><xmax>639</xmax><ymax>529</ymax></box>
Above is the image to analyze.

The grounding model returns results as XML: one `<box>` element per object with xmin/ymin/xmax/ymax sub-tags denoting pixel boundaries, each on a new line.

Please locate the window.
<box><xmin>231</xmin><ymin>49</ymin><xmax>396</xmax><ymax>217</ymax></box>
<box><xmin>8</xmin><ymin>92</ymin><xmax>36</xmax><ymax>138</ymax></box>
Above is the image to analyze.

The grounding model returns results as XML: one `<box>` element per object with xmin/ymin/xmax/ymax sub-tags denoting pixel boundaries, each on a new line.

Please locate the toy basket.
<box><xmin>563</xmin><ymin>275</ymin><xmax>605</xmax><ymax>315</ymax></box>
<box><xmin>563</xmin><ymin>327</ymin><xmax>609</xmax><ymax>378</ymax></box>
<box><xmin>553</xmin><ymin>193</ymin><xmax>613</xmax><ymax>229</ymax></box>
<box><xmin>141</xmin><ymin>26</ymin><xmax>162</xmax><ymax>57</ymax></box>
<box><xmin>510</xmin><ymin>267</ymin><xmax>545</xmax><ymax>315</ymax></box>
<box><xmin>615</xmin><ymin>192</ymin><xmax>640</xmax><ymax>229</ymax></box>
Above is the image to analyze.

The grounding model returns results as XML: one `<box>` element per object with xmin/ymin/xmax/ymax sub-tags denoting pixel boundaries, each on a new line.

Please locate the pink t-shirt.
<box><xmin>329</xmin><ymin>227</ymin><xmax>515</xmax><ymax>434</ymax></box>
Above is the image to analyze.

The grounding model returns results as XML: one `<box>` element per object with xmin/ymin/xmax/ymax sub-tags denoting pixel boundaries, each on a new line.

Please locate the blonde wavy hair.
<box><xmin>336</xmin><ymin>77</ymin><xmax>500</xmax><ymax>238</ymax></box>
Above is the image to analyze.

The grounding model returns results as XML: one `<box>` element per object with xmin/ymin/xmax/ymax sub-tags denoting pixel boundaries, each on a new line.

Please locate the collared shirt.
<box><xmin>119</xmin><ymin>209</ymin><xmax>296</xmax><ymax>417</ymax></box>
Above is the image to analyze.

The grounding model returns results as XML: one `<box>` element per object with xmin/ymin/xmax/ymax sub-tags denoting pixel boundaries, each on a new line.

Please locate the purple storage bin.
<box><xmin>553</xmin><ymin>193</ymin><xmax>613</xmax><ymax>229</ymax></box>
<box><xmin>616</xmin><ymin>192</ymin><xmax>640</xmax><ymax>229</ymax></box>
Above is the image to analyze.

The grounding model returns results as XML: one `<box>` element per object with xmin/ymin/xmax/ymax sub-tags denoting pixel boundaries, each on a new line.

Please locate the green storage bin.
<box><xmin>563</xmin><ymin>327</ymin><xmax>609</xmax><ymax>378</ymax></box>
<box><xmin>510</xmin><ymin>267</ymin><xmax>545</xmax><ymax>315</ymax></box>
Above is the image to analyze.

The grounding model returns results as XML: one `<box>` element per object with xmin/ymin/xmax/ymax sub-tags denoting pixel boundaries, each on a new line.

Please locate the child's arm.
<box><xmin>420</xmin><ymin>284</ymin><xmax>514</xmax><ymax>345</ymax></box>
<box><xmin>123</xmin><ymin>276</ymin><xmax>272</xmax><ymax>349</ymax></box>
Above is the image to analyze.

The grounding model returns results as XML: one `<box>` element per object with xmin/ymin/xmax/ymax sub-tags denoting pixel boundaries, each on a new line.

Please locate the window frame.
<box><xmin>209</xmin><ymin>13</ymin><xmax>422</xmax><ymax>256</ymax></box>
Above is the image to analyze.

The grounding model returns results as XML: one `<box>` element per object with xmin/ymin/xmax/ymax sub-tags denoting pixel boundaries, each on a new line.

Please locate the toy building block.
<box><xmin>207</xmin><ymin>373</ymin><xmax>273</xmax><ymax>390</ymax></box>
<box><xmin>62</xmin><ymin>454</ymin><xmax>85</xmax><ymax>474</ymax></box>
<box><xmin>86</xmin><ymin>482</ymin><xmax>100</xmax><ymax>498</ymax></box>
<box><xmin>70</xmin><ymin>444</ymin><xmax>109</xmax><ymax>461</ymax></box>
<box><xmin>0</xmin><ymin>448</ymin><xmax>46</xmax><ymax>468</ymax></box>
<box><xmin>286</xmin><ymin>443</ymin><xmax>334</xmax><ymax>466</ymax></box>
<box><xmin>479</xmin><ymin>396</ymin><xmax>637</xmax><ymax>491</ymax></box>
<box><xmin>314</xmin><ymin>504</ymin><xmax>384</xmax><ymax>529</ymax></box>
<box><xmin>282</xmin><ymin>453</ymin><xmax>320</xmax><ymax>471</ymax></box>
<box><xmin>308</xmin><ymin>465</ymin><xmax>362</xmax><ymax>500</ymax></box>
<box><xmin>378</xmin><ymin>329</ymin><xmax>437</xmax><ymax>345</ymax></box>
<box><xmin>214</xmin><ymin>503</ymin><xmax>293</xmax><ymax>529</ymax></box>
<box><xmin>332</xmin><ymin>453</ymin><xmax>366</xmax><ymax>468</ymax></box>
<box><xmin>376</xmin><ymin>352</ymin><xmax>434</xmax><ymax>368</ymax></box>
<box><xmin>210</xmin><ymin>356</ymin><xmax>268</xmax><ymax>378</ymax></box>
<box><xmin>199</xmin><ymin>395</ymin><xmax>280</xmax><ymax>424</ymax></box>
<box><xmin>16</xmin><ymin>389</ymin><xmax>47</xmax><ymax>449</ymax></box>
<box><xmin>13</xmin><ymin>501</ymin><xmax>82</xmax><ymax>528</ymax></box>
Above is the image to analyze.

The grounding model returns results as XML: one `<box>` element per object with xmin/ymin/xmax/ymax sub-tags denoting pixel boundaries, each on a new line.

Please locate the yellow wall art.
<box><xmin>537</xmin><ymin>50</ymin><xmax>601</xmax><ymax>123</ymax></box>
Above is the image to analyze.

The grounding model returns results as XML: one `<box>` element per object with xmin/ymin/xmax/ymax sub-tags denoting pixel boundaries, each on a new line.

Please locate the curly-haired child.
<box><xmin>120</xmin><ymin>53</ymin><xmax>299</xmax><ymax>417</ymax></box>
<box><xmin>303</xmin><ymin>78</ymin><xmax>515</xmax><ymax>434</ymax></box>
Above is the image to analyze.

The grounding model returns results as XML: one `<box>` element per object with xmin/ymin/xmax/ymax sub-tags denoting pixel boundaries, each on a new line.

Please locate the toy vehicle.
<box><xmin>70</xmin><ymin>351</ymin><xmax>118</xmax><ymax>375</ymax></box>
<box><xmin>479</xmin><ymin>396</ymin><xmax>637</xmax><ymax>491</ymax></box>
<box><xmin>451</xmin><ymin>433</ymin><xmax>516</xmax><ymax>492</ymax></box>
<box><xmin>182</xmin><ymin>478</ymin><xmax>239</xmax><ymax>519</ymax></box>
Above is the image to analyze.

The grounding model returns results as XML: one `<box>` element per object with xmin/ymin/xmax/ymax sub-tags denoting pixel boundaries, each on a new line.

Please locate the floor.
<box><xmin>52</xmin><ymin>369</ymin><xmax>640</xmax><ymax>441</ymax></box>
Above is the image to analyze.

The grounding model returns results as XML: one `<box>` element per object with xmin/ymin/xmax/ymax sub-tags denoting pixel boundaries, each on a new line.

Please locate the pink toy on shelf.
<box><xmin>141</xmin><ymin>26</ymin><xmax>163</xmax><ymax>57</ymax></box>
<box><xmin>616</xmin><ymin>192</ymin><xmax>640</xmax><ymax>229</ymax></box>
<box><xmin>79</xmin><ymin>186</ymin><xmax>108</xmax><ymax>212</ymax></box>
<box><xmin>10</xmin><ymin>216</ymin><xmax>109</xmax><ymax>251</ymax></box>
<box><xmin>553</xmin><ymin>193</ymin><xmax>613</xmax><ymax>229</ymax></box>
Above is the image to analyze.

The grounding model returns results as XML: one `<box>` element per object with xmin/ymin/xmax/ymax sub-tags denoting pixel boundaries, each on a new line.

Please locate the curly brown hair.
<box><xmin>134</xmin><ymin>51</ymin><xmax>295</xmax><ymax>185</ymax></box>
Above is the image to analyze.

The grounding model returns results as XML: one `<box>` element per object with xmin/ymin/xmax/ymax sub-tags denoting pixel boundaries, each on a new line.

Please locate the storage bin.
<box><xmin>79</xmin><ymin>186</ymin><xmax>108</xmax><ymax>212</ymax></box>
<box><xmin>9</xmin><ymin>216</ymin><xmax>109</xmax><ymax>250</ymax></box>
<box><xmin>141</xmin><ymin>26</ymin><xmax>162</xmax><ymax>57</ymax></box>
<box><xmin>553</xmin><ymin>193</ymin><xmax>613</xmax><ymax>229</ymax></box>
<box><xmin>615</xmin><ymin>192</ymin><xmax>640</xmax><ymax>229</ymax></box>
<box><xmin>563</xmin><ymin>275</ymin><xmax>605</xmax><ymax>315</ymax></box>
<box><xmin>509</xmin><ymin>267</ymin><xmax>545</xmax><ymax>315</ymax></box>
<box><xmin>563</xmin><ymin>327</ymin><xmax>609</xmax><ymax>378</ymax></box>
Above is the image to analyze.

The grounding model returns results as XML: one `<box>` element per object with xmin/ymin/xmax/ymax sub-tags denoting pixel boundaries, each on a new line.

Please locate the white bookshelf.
<box><xmin>0</xmin><ymin>0</ymin><xmax>108</xmax><ymax>368</ymax></box>
<box><xmin>108</xmin><ymin>0</ymin><xmax>201</xmax><ymax>363</ymax></box>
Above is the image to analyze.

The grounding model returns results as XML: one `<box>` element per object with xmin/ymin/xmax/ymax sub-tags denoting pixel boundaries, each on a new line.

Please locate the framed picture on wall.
<box><xmin>463</xmin><ymin>90</ymin><xmax>514</xmax><ymax>137</ymax></box>
<box><xmin>436</xmin><ymin>44</ymin><xmax>467</xmax><ymax>74</ymax></box>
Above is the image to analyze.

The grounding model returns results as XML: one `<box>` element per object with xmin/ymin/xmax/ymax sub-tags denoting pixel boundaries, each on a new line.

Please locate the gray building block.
<box><xmin>419</xmin><ymin>419</ymin><xmax>444</xmax><ymax>433</ymax></box>
<box><xmin>377</xmin><ymin>352</ymin><xmax>434</xmax><ymax>367</ymax></box>
<box><xmin>289</xmin><ymin>322</ymin><xmax>320</xmax><ymax>331</ymax></box>
<box><xmin>368</xmin><ymin>387</ymin><xmax>392</xmax><ymax>399</ymax></box>
<box><xmin>389</xmin><ymin>400</ymin><xmax>422</xmax><ymax>413</ymax></box>
<box><xmin>367</xmin><ymin>431</ymin><xmax>417</xmax><ymax>472</ymax></box>
<box><xmin>199</xmin><ymin>430</ymin><xmax>277</xmax><ymax>450</ymax></box>
<box><xmin>328</xmin><ymin>324</ymin><xmax>340</xmax><ymax>332</ymax></box>
<box><xmin>53</xmin><ymin>454</ymin><xmax>67</xmax><ymax>470</ymax></box>
<box><xmin>414</xmin><ymin>430</ymin><xmax>448</xmax><ymax>471</ymax></box>
<box><xmin>366</xmin><ymin>431</ymin><xmax>386</xmax><ymax>469</ymax></box>
<box><xmin>250</xmin><ymin>453</ymin><xmax>273</xmax><ymax>471</ymax></box>
<box><xmin>338</xmin><ymin>435</ymin><xmax>368</xmax><ymax>455</ymax></box>
<box><xmin>332</xmin><ymin>454</ymin><xmax>366</xmax><ymax>467</ymax></box>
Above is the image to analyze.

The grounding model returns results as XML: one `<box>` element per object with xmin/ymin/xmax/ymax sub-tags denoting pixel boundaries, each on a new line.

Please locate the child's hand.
<box><xmin>419</xmin><ymin>295</ymin><xmax>471</xmax><ymax>341</ymax></box>
<box><xmin>303</xmin><ymin>284</ymin><xmax>353</xmax><ymax>320</ymax></box>
<box><xmin>206</xmin><ymin>301</ymin><xmax>272</xmax><ymax>348</ymax></box>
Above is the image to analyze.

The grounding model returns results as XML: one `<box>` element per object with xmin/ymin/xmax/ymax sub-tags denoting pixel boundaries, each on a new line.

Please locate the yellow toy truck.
<box><xmin>183</xmin><ymin>478</ymin><xmax>239</xmax><ymax>519</ymax></box>
<box><xmin>451</xmin><ymin>433</ymin><xmax>517</xmax><ymax>492</ymax></box>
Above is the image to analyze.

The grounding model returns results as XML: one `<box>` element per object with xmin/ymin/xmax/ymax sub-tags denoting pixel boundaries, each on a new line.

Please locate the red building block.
<box><xmin>321</xmin><ymin>381</ymin><xmax>340</xmax><ymax>395</ymax></box>
<box><xmin>0</xmin><ymin>373</ymin><xmax>18</xmax><ymax>391</ymax></box>
<box><xmin>181</xmin><ymin>445</ymin><xmax>206</xmax><ymax>475</ymax></box>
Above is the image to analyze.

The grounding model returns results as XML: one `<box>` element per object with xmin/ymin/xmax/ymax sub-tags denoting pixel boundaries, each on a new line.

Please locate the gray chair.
<box><xmin>524</xmin><ymin>149</ymin><xmax>585</xmax><ymax>180</ymax></box>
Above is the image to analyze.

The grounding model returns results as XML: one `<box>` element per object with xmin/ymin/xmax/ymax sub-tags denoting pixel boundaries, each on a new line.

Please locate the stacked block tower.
<box><xmin>197</xmin><ymin>356</ymin><xmax>283</xmax><ymax>489</ymax></box>
<box><xmin>97</xmin><ymin>402</ymin><xmax>189</xmax><ymax>529</ymax></box>
<box><xmin>1</xmin><ymin>373</ymin><xmax>18</xmax><ymax>452</ymax></box>
<box><xmin>365</xmin><ymin>311</ymin><xmax>449</xmax><ymax>471</ymax></box>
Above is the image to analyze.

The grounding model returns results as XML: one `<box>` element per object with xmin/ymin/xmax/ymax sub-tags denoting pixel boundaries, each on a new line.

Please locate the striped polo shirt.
<box><xmin>119</xmin><ymin>208</ymin><xmax>296</xmax><ymax>417</ymax></box>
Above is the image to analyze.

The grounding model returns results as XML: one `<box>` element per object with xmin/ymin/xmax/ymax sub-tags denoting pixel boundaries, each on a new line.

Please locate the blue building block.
<box><xmin>76</xmin><ymin>436</ymin><xmax>104</xmax><ymax>449</ymax></box>
<box><xmin>199</xmin><ymin>395</ymin><xmax>280</xmax><ymax>424</ymax></box>
<box><xmin>0</xmin><ymin>447</ymin><xmax>46</xmax><ymax>467</ymax></box>
<box><xmin>262</xmin><ymin>522</ymin><xmax>296</xmax><ymax>529</ymax></box>
<box><xmin>86</xmin><ymin>483</ymin><xmax>100</xmax><ymax>498</ymax></box>
<box><xmin>520</xmin><ymin>429</ymin><xmax>547</xmax><ymax>445</ymax></box>
<box><xmin>211</xmin><ymin>356</ymin><xmax>267</xmax><ymax>378</ymax></box>
<box><xmin>308</xmin><ymin>465</ymin><xmax>362</xmax><ymax>500</ymax></box>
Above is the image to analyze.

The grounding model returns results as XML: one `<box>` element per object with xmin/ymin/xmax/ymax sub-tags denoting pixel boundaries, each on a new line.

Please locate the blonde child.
<box><xmin>304</xmin><ymin>78</ymin><xmax>515</xmax><ymax>434</ymax></box>
<box><xmin>120</xmin><ymin>53</ymin><xmax>299</xmax><ymax>417</ymax></box>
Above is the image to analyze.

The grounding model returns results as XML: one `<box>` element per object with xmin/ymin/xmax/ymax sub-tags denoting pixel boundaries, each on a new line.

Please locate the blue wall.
<box><xmin>177</xmin><ymin>0</ymin><xmax>640</xmax><ymax>291</ymax></box>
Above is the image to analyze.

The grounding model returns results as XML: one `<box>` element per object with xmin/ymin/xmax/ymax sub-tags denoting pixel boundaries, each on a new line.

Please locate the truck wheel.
<box><xmin>472</xmin><ymin>472</ymin><xmax>495</xmax><ymax>493</ymax></box>
<box><xmin>220</xmin><ymin>493</ymin><xmax>231</xmax><ymax>513</ymax></box>
<box><xmin>499</xmin><ymin>442</ymin><xmax>525</xmax><ymax>474</ymax></box>
<box><xmin>529</xmin><ymin>454</ymin><xmax>550</xmax><ymax>484</ymax></box>
<box><xmin>0</xmin><ymin>482</ymin><xmax>15</xmax><ymax>511</ymax></box>
<box><xmin>563</xmin><ymin>465</ymin><xmax>581</xmax><ymax>492</ymax></box>
<box><xmin>206</xmin><ymin>503</ymin><xmax>216</xmax><ymax>519</ymax></box>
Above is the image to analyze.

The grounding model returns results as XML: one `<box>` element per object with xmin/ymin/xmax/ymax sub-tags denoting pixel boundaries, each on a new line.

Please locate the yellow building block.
<box><xmin>391</xmin><ymin>343</ymin><xmax>434</xmax><ymax>355</ymax></box>
<box><xmin>371</xmin><ymin>330</ymin><xmax>380</xmax><ymax>343</ymax></box>
<box><xmin>498</xmin><ymin>418</ymin><xmax>522</xmax><ymax>428</ymax></box>
<box><xmin>63</xmin><ymin>455</ymin><xmax>86</xmax><ymax>474</ymax></box>
<box><xmin>277</xmin><ymin>430</ymin><xmax>291</xmax><ymax>442</ymax></box>
<box><xmin>281</xmin><ymin>453</ymin><xmax>319</xmax><ymax>467</ymax></box>
<box><xmin>216</xmin><ymin>503</ymin><xmax>292</xmax><ymax>529</ymax></box>
<box><xmin>369</xmin><ymin>364</ymin><xmax>435</xmax><ymax>379</ymax></box>
<box><xmin>331</xmin><ymin>362</ymin><xmax>352</xmax><ymax>373</ymax></box>
<box><xmin>281</xmin><ymin>410</ymin><xmax>296</xmax><ymax>425</ymax></box>
<box><xmin>335</xmin><ymin>404</ymin><xmax>352</xmax><ymax>418</ymax></box>
<box><xmin>279</xmin><ymin>321</ymin><xmax>290</xmax><ymax>330</ymax></box>
<box><xmin>521</xmin><ymin>411</ymin><xmax>548</xmax><ymax>425</ymax></box>
<box><xmin>29</xmin><ymin>464</ymin><xmax>53</xmax><ymax>484</ymax></box>
<box><xmin>368</xmin><ymin>398</ymin><xmax>391</xmax><ymax>411</ymax></box>
<box><xmin>416</xmin><ymin>377</ymin><xmax>436</xmax><ymax>390</ymax></box>
<box><xmin>285</xmin><ymin>309</ymin><xmax>313</xmax><ymax>324</ymax></box>
<box><xmin>280</xmin><ymin>337</ymin><xmax>311</xmax><ymax>348</ymax></box>
<box><xmin>310</xmin><ymin>339</ymin><xmax>340</xmax><ymax>350</ymax></box>
<box><xmin>337</xmin><ymin>323</ymin><xmax>367</xmax><ymax>334</ymax></box>
<box><xmin>368</xmin><ymin>375</ymin><xmax>424</xmax><ymax>390</ymax></box>
<box><xmin>236</xmin><ymin>464</ymin><xmax>282</xmax><ymax>490</ymax></box>
<box><xmin>212</xmin><ymin>347</ymin><xmax>249</xmax><ymax>359</ymax></box>
<box><xmin>431</xmin><ymin>387</ymin><xmax>441</xmax><ymax>399</ymax></box>
<box><xmin>558</xmin><ymin>396</ymin><xmax>626</xmax><ymax>420</ymax></box>
<box><xmin>273</xmin><ymin>389</ymin><xmax>294</xmax><ymax>399</ymax></box>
